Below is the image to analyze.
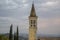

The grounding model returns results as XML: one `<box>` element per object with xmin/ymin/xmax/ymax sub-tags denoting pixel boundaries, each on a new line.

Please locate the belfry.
<box><xmin>29</xmin><ymin>2</ymin><xmax>38</xmax><ymax>40</ymax></box>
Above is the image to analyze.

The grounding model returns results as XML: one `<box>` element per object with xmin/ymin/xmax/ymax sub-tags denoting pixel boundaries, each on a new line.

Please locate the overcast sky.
<box><xmin>0</xmin><ymin>0</ymin><xmax>60</xmax><ymax>35</ymax></box>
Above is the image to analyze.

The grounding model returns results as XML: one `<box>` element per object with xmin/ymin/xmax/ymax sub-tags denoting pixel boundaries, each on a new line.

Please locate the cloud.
<box><xmin>37</xmin><ymin>18</ymin><xmax>60</xmax><ymax>34</ymax></box>
<box><xmin>41</xmin><ymin>1</ymin><xmax>58</xmax><ymax>7</ymax></box>
<box><xmin>0</xmin><ymin>16</ymin><xmax>28</xmax><ymax>33</ymax></box>
<box><xmin>35</xmin><ymin>0</ymin><xmax>60</xmax><ymax>18</ymax></box>
<box><xmin>0</xmin><ymin>0</ymin><xmax>18</xmax><ymax>9</ymax></box>
<box><xmin>22</xmin><ymin>0</ymin><xmax>28</xmax><ymax>3</ymax></box>
<box><xmin>0</xmin><ymin>17</ymin><xmax>20</xmax><ymax>25</ymax></box>
<box><xmin>0</xmin><ymin>0</ymin><xmax>31</xmax><ymax>9</ymax></box>
<box><xmin>0</xmin><ymin>0</ymin><xmax>60</xmax><ymax>35</ymax></box>
<box><xmin>36</xmin><ymin>0</ymin><xmax>60</xmax><ymax>11</ymax></box>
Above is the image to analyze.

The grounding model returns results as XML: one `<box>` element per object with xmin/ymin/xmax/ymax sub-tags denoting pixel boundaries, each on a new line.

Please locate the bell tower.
<box><xmin>29</xmin><ymin>3</ymin><xmax>38</xmax><ymax>40</ymax></box>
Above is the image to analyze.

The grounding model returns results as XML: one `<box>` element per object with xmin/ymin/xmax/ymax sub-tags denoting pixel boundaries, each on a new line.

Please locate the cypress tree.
<box><xmin>14</xmin><ymin>32</ymin><xmax>17</xmax><ymax>40</ymax></box>
<box><xmin>9</xmin><ymin>24</ymin><xmax>13</xmax><ymax>40</ymax></box>
<box><xmin>16</xmin><ymin>26</ymin><xmax>19</xmax><ymax>40</ymax></box>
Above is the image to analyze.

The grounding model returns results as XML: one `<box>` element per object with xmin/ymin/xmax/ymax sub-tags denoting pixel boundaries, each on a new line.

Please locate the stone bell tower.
<box><xmin>29</xmin><ymin>3</ymin><xmax>38</xmax><ymax>40</ymax></box>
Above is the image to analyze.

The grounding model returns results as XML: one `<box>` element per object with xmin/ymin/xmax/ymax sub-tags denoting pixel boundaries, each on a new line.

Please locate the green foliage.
<box><xmin>0</xmin><ymin>35</ymin><xmax>3</xmax><ymax>40</ymax></box>
<box><xmin>0</xmin><ymin>35</ymin><xmax>9</xmax><ymax>40</ymax></box>
<box><xmin>14</xmin><ymin>26</ymin><xmax>19</xmax><ymax>40</ymax></box>
<box><xmin>16</xmin><ymin>26</ymin><xmax>19</xmax><ymax>40</ymax></box>
<box><xmin>9</xmin><ymin>24</ymin><xmax>13</xmax><ymax>40</ymax></box>
<box><xmin>14</xmin><ymin>33</ymin><xmax>17</xmax><ymax>40</ymax></box>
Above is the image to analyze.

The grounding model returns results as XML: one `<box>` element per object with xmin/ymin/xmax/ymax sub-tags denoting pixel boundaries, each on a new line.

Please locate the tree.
<box><xmin>9</xmin><ymin>24</ymin><xmax>13</xmax><ymax>40</ymax></box>
<box><xmin>14</xmin><ymin>32</ymin><xmax>17</xmax><ymax>40</ymax></box>
<box><xmin>16</xmin><ymin>26</ymin><xmax>19</xmax><ymax>40</ymax></box>
<box><xmin>14</xmin><ymin>26</ymin><xmax>19</xmax><ymax>40</ymax></box>
<box><xmin>0</xmin><ymin>35</ymin><xmax>3</xmax><ymax>40</ymax></box>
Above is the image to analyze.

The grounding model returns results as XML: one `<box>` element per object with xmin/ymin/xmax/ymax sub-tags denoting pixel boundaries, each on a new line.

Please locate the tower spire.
<box><xmin>30</xmin><ymin>2</ymin><xmax>36</xmax><ymax>17</ymax></box>
<box><xmin>29</xmin><ymin>1</ymin><xmax>38</xmax><ymax>40</ymax></box>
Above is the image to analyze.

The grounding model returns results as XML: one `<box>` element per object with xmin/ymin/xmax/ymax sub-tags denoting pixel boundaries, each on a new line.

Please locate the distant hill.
<box><xmin>0</xmin><ymin>33</ymin><xmax>60</xmax><ymax>40</ymax></box>
<box><xmin>37</xmin><ymin>34</ymin><xmax>60</xmax><ymax>37</ymax></box>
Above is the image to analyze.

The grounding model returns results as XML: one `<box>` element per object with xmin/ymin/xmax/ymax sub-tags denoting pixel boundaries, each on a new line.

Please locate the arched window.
<box><xmin>31</xmin><ymin>20</ymin><xmax>36</xmax><ymax>24</ymax></box>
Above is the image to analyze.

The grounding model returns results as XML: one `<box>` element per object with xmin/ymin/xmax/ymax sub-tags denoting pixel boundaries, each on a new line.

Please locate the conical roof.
<box><xmin>30</xmin><ymin>3</ymin><xmax>36</xmax><ymax>17</ymax></box>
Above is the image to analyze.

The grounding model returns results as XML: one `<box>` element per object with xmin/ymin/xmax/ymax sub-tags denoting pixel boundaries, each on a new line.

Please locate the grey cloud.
<box><xmin>0</xmin><ymin>16</ymin><xmax>28</xmax><ymax>33</ymax></box>
<box><xmin>35</xmin><ymin>0</ymin><xmax>60</xmax><ymax>18</ymax></box>
<box><xmin>0</xmin><ymin>0</ymin><xmax>18</xmax><ymax>9</ymax></box>
<box><xmin>0</xmin><ymin>0</ymin><xmax>60</xmax><ymax>35</ymax></box>
<box><xmin>37</xmin><ymin>18</ymin><xmax>60</xmax><ymax>35</ymax></box>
